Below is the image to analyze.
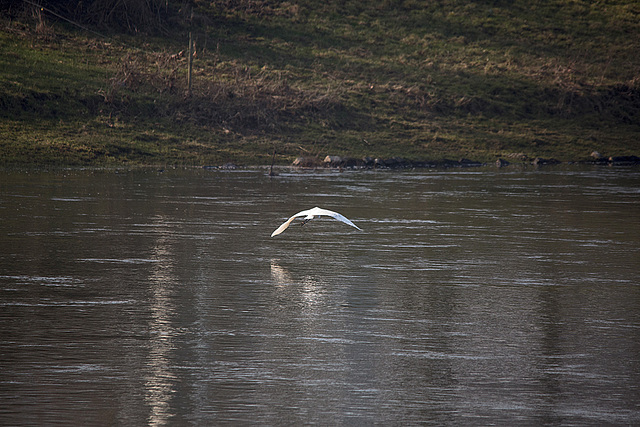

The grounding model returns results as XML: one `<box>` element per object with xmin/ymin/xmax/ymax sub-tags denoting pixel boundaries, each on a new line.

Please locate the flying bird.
<box><xmin>271</xmin><ymin>207</ymin><xmax>362</xmax><ymax>237</ymax></box>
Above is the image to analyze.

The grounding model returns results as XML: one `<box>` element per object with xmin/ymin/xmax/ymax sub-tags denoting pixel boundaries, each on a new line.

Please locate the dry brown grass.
<box><xmin>100</xmin><ymin>49</ymin><xmax>346</xmax><ymax>133</ymax></box>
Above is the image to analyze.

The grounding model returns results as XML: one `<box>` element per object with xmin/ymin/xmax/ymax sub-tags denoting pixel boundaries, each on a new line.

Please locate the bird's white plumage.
<box><xmin>271</xmin><ymin>207</ymin><xmax>361</xmax><ymax>237</ymax></box>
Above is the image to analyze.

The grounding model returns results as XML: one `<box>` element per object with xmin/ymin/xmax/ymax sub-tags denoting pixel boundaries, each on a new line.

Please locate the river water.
<box><xmin>1</xmin><ymin>166</ymin><xmax>639</xmax><ymax>425</ymax></box>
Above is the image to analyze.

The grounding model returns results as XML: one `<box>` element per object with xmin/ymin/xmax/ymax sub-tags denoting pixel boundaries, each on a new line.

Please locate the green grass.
<box><xmin>1</xmin><ymin>0</ymin><xmax>639</xmax><ymax>166</ymax></box>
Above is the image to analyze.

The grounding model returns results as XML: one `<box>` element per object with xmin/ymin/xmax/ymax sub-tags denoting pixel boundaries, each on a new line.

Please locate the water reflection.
<box><xmin>145</xmin><ymin>215</ymin><xmax>178</xmax><ymax>426</ymax></box>
<box><xmin>270</xmin><ymin>259</ymin><xmax>293</xmax><ymax>286</ymax></box>
<box><xmin>270</xmin><ymin>259</ymin><xmax>326</xmax><ymax>308</ymax></box>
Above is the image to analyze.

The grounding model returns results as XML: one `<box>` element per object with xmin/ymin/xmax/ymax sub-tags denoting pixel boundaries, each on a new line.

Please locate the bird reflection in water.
<box><xmin>270</xmin><ymin>259</ymin><xmax>326</xmax><ymax>308</ymax></box>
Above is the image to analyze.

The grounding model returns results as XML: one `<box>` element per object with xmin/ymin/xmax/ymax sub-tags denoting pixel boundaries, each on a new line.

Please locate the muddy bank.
<box><xmin>279</xmin><ymin>154</ymin><xmax>640</xmax><ymax>170</ymax></box>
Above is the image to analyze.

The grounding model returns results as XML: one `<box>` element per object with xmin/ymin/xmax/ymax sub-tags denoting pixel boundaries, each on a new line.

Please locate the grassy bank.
<box><xmin>1</xmin><ymin>0</ymin><xmax>639</xmax><ymax>166</ymax></box>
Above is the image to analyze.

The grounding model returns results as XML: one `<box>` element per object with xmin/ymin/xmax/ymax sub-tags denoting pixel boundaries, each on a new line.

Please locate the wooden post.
<box><xmin>269</xmin><ymin>147</ymin><xmax>277</xmax><ymax>176</ymax></box>
<box><xmin>187</xmin><ymin>31</ymin><xmax>193</xmax><ymax>96</ymax></box>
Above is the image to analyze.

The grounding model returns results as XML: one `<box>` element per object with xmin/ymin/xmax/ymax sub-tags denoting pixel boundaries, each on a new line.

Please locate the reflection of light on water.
<box><xmin>300</xmin><ymin>277</ymin><xmax>323</xmax><ymax>306</ymax></box>
<box><xmin>144</xmin><ymin>217</ymin><xmax>177</xmax><ymax>426</ymax></box>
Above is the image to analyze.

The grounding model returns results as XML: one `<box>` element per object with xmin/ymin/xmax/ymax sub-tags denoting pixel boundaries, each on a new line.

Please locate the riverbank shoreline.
<box><xmin>3</xmin><ymin>156</ymin><xmax>639</xmax><ymax>175</ymax></box>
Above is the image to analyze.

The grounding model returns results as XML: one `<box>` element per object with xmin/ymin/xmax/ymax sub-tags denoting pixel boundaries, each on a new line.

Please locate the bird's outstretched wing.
<box><xmin>312</xmin><ymin>207</ymin><xmax>362</xmax><ymax>231</ymax></box>
<box><xmin>270</xmin><ymin>208</ymin><xmax>314</xmax><ymax>237</ymax></box>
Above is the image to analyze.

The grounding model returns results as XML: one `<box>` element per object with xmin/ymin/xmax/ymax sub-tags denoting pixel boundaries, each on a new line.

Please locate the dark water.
<box><xmin>1</xmin><ymin>166</ymin><xmax>639</xmax><ymax>425</ymax></box>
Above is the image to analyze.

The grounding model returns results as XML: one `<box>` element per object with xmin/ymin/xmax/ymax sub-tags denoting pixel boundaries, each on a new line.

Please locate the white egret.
<box><xmin>271</xmin><ymin>207</ymin><xmax>362</xmax><ymax>237</ymax></box>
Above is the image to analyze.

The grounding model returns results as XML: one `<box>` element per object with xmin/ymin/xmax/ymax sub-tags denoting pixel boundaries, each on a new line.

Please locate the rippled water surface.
<box><xmin>1</xmin><ymin>167</ymin><xmax>639</xmax><ymax>425</ymax></box>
